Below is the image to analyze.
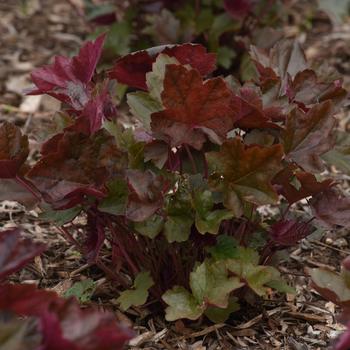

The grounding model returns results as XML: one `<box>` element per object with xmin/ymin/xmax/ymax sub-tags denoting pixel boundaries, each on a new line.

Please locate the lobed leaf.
<box><xmin>207</xmin><ymin>138</ymin><xmax>283</xmax><ymax>217</ymax></box>
<box><xmin>0</xmin><ymin>284</ymin><xmax>132</xmax><ymax>350</ymax></box>
<box><xmin>311</xmin><ymin>188</ymin><xmax>350</xmax><ymax>228</ymax></box>
<box><xmin>117</xmin><ymin>271</ymin><xmax>154</xmax><ymax>310</ymax></box>
<box><xmin>126</xmin><ymin>169</ymin><xmax>165</xmax><ymax>222</ymax></box>
<box><xmin>109</xmin><ymin>43</ymin><xmax>216</xmax><ymax>90</ymax></box>
<box><xmin>30</xmin><ymin>34</ymin><xmax>106</xmax><ymax>110</ymax></box>
<box><xmin>151</xmin><ymin>64</ymin><xmax>239</xmax><ymax>149</ymax></box>
<box><xmin>28</xmin><ymin>130</ymin><xmax>125</xmax><ymax>209</ymax></box>
<box><xmin>283</xmin><ymin>101</ymin><xmax>335</xmax><ymax>172</ymax></box>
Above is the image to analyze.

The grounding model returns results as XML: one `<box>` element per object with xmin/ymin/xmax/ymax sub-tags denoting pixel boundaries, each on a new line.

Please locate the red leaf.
<box><xmin>273</xmin><ymin>166</ymin><xmax>334</xmax><ymax>204</ymax></box>
<box><xmin>69</xmin><ymin>87</ymin><xmax>116</xmax><ymax>135</ymax></box>
<box><xmin>0</xmin><ymin>122</ymin><xmax>29</xmax><ymax>178</ymax></box>
<box><xmin>234</xmin><ymin>87</ymin><xmax>281</xmax><ymax>129</ymax></box>
<box><xmin>151</xmin><ymin>64</ymin><xmax>238</xmax><ymax>149</ymax></box>
<box><xmin>109</xmin><ymin>43</ymin><xmax>216</xmax><ymax>90</ymax></box>
<box><xmin>109</xmin><ymin>50</ymin><xmax>153</xmax><ymax>90</ymax></box>
<box><xmin>0</xmin><ymin>284</ymin><xmax>132</xmax><ymax>350</ymax></box>
<box><xmin>162</xmin><ymin>44</ymin><xmax>216</xmax><ymax>76</ymax></box>
<box><xmin>0</xmin><ymin>228</ymin><xmax>45</xmax><ymax>280</ymax></box>
<box><xmin>288</xmin><ymin>69</ymin><xmax>347</xmax><ymax>108</ymax></box>
<box><xmin>126</xmin><ymin>169</ymin><xmax>165</xmax><ymax>222</ymax></box>
<box><xmin>27</xmin><ymin>130</ymin><xmax>125</xmax><ymax>208</ymax></box>
<box><xmin>269</xmin><ymin>219</ymin><xmax>312</xmax><ymax>246</ymax></box>
<box><xmin>283</xmin><ymin>101</ymin><xmax>335</xmax><ymax>172</ymax></box>
<box><xmin>311</xmin><ymin>188</ymin><xmax>350</xmax><ymax>228</ymax></box>
<box><xmin>224</xmin><ymin>0</ymin><xmax>252</xmax><ymax>19</ymax></box>
<box><xmin>29</xmin><ymin>34</ymin><xmax>106</xmax><ymax>109</ymax></box>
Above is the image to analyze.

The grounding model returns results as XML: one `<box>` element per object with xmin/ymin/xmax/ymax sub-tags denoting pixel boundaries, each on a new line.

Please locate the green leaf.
<box><xmin>104</xmin><ymin>21</ymin><xmax>131</xmax><ymax>56</ymax></box>
<box><xmin>236</xmin><ymin>246</ymin><xmax>260</xmax><ymax>265</ymax></box>
<box><xmin>164</xmin><ymin>215</ymin><xmax>193</xmax><ymax>243</ymax></box>
<box><xmin>217</xmin><ymin>46</ymin><xmax>236</xmax><ymax>69</ymax></box>
<box><xmin>127</xmin><ymin>92</ymin><xmax>162</xmax><ymax>130</ymax></box>
<box><xmin>64</xmin><ymin>279</ymin><xmax>96</xmax><ymax>303</ymax></box>
<box><xmin>39</xmin><ymin>206</ymin><xmax>81</xmax><ymax>226</ymax></box>
<box><xmin>196</xmin><ymin>8</ymin><xmax>214</xmax><ymax>33</ymax></box>
<box><xmin>134</xmin><ymin>214</ymin><xmax>164</xmax><ymax>239</ymax></box>
<box><xmin>204</xmin><ymin>297</ymin><xmax>240</xmax><ymax>323</ymax></box>
<box><xmin>309</xmin><ymin>267</ymin><xmax>350</xmax><ymax>306</ymax></box>
<box><xmin>162</xmin><ymin>286</ymin><xmax>203</xmax><ymax>321</ymax></box>
<box><xmin>146</xmin><ymin>54</ymin><xmax>179</xmax><ymax>102</ymax></box>
<box><xmin>196</xmin><ymin>210</ymin><xmax>233</xmax><ymax>235</ymax></box>
<box><xmin>117</xmin><ymin>271</ymin><xmax>154</xmax><ymax>311</ymax></box>
<box><xmin>208</xmin><ymin>235</ymin><xmax>239</xmax><ymax>260</ymax></box>
<box><xmin>193</xmin><ymin>189</ymin><xmax>233</xmax><ymax>234</ymax></box>
<box><xmin>266</xmin><ymin>279</ymin><xmax>295</xmax><ymax>294</ymax></box>
<box><xmin>226</xmin><ymin>260</ymin><xmax>280</xmax><ymax>296</ymax></box>
<box><xmin>208</xmin><ymin>13</ymin><xmax>239</xmax><ymax>50</ymax></box>
<box><xmin>190</xmin><ymin>260</ymin><xmax>243</xmax><ymax>308</ymax></box>
<box><xmin>98</xmin><ymin>178</ymin><xmax>128</xmax><ymax>215</ymax></box>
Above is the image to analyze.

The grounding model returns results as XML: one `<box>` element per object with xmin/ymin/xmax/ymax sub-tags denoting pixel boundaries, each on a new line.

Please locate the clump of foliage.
<box><xmin>0</xmin><ymin>228</ymin><xmax>132</xmax><ymax>349</ymax></box>
<box><xmin>1</xmin><ymin>33</ymin><xmax>349</xmax><ymax>326</ymax></box>
<box><xmin>84</xmin><ymin>0</ymin><xmax>307</xmax><ymax>71</ymax></box>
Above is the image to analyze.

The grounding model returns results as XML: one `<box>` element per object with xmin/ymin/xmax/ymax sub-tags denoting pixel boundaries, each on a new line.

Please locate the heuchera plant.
<box><xmin>0</xmin><ymin>228</ymin><xmax>132</xmax><ymax>349</ymax></box>
<box><xmin>1</xmin><ymin>34</ymin><xmax>349</xmax><ymax>326</ymax></box>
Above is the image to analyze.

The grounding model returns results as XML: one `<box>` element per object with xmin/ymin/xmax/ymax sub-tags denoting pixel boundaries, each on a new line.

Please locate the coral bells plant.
<box><xmin>1</xmin><ymin>34</ymin><xmax>349</xmax><ymax>325</ymax></box>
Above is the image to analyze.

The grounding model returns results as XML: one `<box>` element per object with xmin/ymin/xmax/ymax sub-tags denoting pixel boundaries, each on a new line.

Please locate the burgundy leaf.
<box><xmin>126</xmin><ymin>169</ymin><xmax>165</xmax><ymax>222</ymax></box>
<box><xmin>151</xmin><ymin>64</ymin><xmax>239</xmax><ymax>149</ymax></box>
<box><xmin>0</xmin><ymin>228</ymin><xmax>46</xmax><ymax>281</ymax></box>
<box><xmin>29</xmin><ymin>34</ymin><xmax>106</xmax><ymax>109</ymax></box>
<box><xmin>234</xmin><ymin>87</ymin><xmax>281</xmax><ymax>129</ymax></box>
<box><xmin>288</xmin><ymin>69</ymin><xmax>347</xmax><ymax>108</ymax></box>
<box><xmin>0</xmin><ymin>284</ymin><xmax>132</xmax><ymax>350</ymax></box>
<box><xmin>273</xmin><ymin>166</ymin><xmax>334</xmax><ymax>204</ymax></box>
<box><xmin>283</xmin><ymin>101</ymin><xmax>335</xmax><ymax>173</ymax></box>
<box><xmin>311</xmin><ymin>188</ymin><xmax>350</xmax><ymax>228</ymax></box>
<box><xmin>162</xmin><ymin>44</ymin><xmax>216</xmax><ymax>76</ymax></box>
<box><xmin>109</xmin><ymin>50</ymin><xmax>154</xmax><ymax>90</ymax></box>
<box><xmin>0</xmin><ymin>122</ymin><xmax>29</xmax><ymax>178</ymax></box>
<box><xmin>27</xmin><ymin>130</ymin><xmax>125</xmax><ymax>209</ymax></box>
<box><xmin>109</xmin><ymin>43</ymin><xmax>216</xmax><ymax>90</ymax></box>
<box><xmin>224</xmin><ymin>0</ymin><xmax>252</xmax><ymax>19</ymax></box>
<box><xmin>69</xmin><ymin>87</ymin><xmax>116</xmax><ymax>135</ymax></box>
<box><xmin>334</xmin><ymin>324</ymin><xmax>350</xmax><ymax>350</ymax></box>
<box><xmin>269</xmin><ymin>219</ymin><xmax>312</xmax><ymax>246</ymax></box>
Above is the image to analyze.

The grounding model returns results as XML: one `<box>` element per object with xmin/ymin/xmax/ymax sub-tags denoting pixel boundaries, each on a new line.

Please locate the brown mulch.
<box><xmin>1</xmin><ymin>1</ymin><xmax>350</xmax><ymax>349</ymax></box>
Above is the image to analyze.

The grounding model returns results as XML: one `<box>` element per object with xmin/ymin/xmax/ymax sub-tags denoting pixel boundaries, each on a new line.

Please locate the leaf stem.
<box><xmin>184</xmin><ymin>144</ymin><xmax>198</xmax><ymax>173</ymax></box>
<box><xmin>15</xmin><ymin>175</ymin><xmax>41</xmax><ymax>201</ymax></box>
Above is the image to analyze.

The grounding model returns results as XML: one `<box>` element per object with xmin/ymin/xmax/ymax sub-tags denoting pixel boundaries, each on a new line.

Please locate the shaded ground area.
<box><xmin>1</xmin><ymin>1</ymin><xmax>350</xmax><ymax>349</ymax></box>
